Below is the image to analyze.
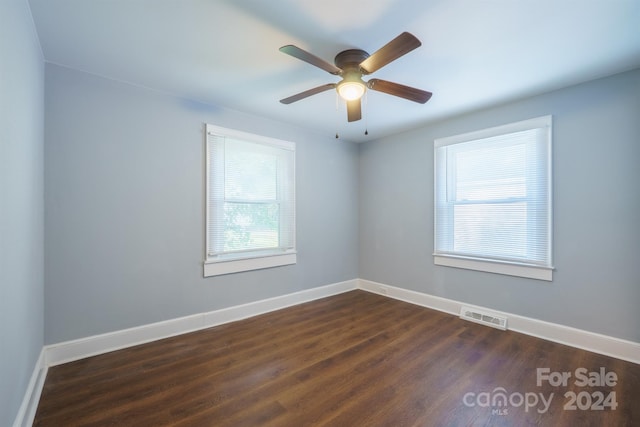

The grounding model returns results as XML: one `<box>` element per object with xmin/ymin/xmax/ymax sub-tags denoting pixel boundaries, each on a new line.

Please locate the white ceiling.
<box><xmin>29</xmin><ymin>0</ymin><xmax>640</xmax><ymax>142</ymax></box>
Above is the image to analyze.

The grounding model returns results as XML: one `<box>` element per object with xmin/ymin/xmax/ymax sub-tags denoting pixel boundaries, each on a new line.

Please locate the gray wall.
<box><xmin>0</xmin><ymin>0</ymin><xmax>45</xmax><ymax>424</ymax></box>
<box><xmin>359</xmin><ymin>68</ymin><xmax>640</xmax><ymax>343</ymax></box>
<box><xmin>42</xmin><ymin>64</ymin><xmax>640</xmax><ymax>346</ymax></box>
<box><xmin>44</xmin><ymin>64</ymin><xmax>359</xmax><ymax>344</ymax></box>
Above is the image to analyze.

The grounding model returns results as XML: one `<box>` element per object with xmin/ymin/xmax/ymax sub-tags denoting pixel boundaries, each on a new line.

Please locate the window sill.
<box><xmin>204</xmin><ymin>252</ymin><xmax>297</xmax><ymax>277</ymax></box>
<box><xmin>433</xmin><ymin>254</ymin><xmax>553</xmax><ymax>281</ymax></box>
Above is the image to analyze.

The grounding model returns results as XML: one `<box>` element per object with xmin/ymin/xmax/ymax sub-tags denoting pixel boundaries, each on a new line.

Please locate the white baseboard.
<box><xmin>357</xmin><ymin>279</ymin><xmax>640</xmax><ymax>365</ymax></box>
<box><xmin>358</xmin><ymin>278</ymin><xmax>461</xmax><ymax>315</ymax></box>
<box><xmin>12</xmin><ymin>349</ymin><xmax>47</xmax><ymax>427</ymax></box>
<box><xmin>45</xmin><ymin>279</ymin><xmax>358</xmax><ymax>367</ymax></box>
<box><xmin>44</xmin><ymin>278</ymin><xmax>640</xmax><ymax>367</ymax></box>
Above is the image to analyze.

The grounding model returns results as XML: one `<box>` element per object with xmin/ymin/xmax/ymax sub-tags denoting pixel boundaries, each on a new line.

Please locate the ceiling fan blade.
<box><xmin>280</xmin><ymin>45</ymin><xmax>342</xmax><ymax>75</ymax></box>
<box><xmin>367</xmin><ymin>79</ymin><xmax>432</xmax><ymax>104</ymax></box>
<box><xmin>347</xmin><ymin>99</ymin><xmax>362</xmax><ymax>122</ymax></box>
<box><xmin>359</xmin><ymin>32</ymin><xmax>422</xmax><ymax>74</ymax></box>
<box><xmin>280</xmin><ymin>83</ymin><xmax>337</xmax><ymax>104</ymax></box>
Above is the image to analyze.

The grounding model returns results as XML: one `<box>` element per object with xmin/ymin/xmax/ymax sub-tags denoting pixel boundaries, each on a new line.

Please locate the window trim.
<box><xmin>433</xmin><ymin>116</ymin><xmax>553</xmax><ymax>281</ymax></box>
<box><xmin>204</xmin><ymin>124</ymin><xmax>296</xmax><ymax>277</ymax></box>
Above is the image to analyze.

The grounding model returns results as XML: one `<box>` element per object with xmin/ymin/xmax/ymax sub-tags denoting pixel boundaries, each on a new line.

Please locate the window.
<box><xmin>434</xmin><ymin>116</ymin><xmax>553</xmax><ymax>281</ymax></box>
<box><xmin>204</xmin><ymin>124</ymin><xmax>296</xmax><ymax>277</ymax></box>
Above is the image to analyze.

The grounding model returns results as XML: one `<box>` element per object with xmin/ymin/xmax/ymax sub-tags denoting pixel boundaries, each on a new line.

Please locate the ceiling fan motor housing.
<box><xmin>334</xmin><ymin>49</ymin><xmax>370</xmax><ymax>71</ymax></box>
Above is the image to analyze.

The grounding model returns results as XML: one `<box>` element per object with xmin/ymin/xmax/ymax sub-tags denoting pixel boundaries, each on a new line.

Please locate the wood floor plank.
<box><xmin>170</xmin><ymin>301</ymin><xmax>430</xmax><ymax>426</ymax></box>
<box><xmin>34</xmin><ymin>290</ymin><xmax>640</xmax><ymax>426</ymax></box>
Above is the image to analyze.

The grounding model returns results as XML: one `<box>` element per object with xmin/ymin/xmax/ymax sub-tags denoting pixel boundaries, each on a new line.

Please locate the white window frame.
<box><xmin>433</xmin><ymin>116</ymin><xmax>553</xmax><ymax>281</ymax></box>
<box><xmin>204</xmin><ymin>124</ymin><xmax>296</xmax><ymax>277</ymax></box>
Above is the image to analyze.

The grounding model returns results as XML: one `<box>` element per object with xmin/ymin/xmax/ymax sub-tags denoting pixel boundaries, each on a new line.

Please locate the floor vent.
<box><xmin>459</xmin><ymin>306</ymin><xmax>508</xmax><ymax>330</ymax></box>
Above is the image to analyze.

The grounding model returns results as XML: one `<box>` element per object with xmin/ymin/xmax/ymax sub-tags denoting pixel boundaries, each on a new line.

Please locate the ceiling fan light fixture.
<box><xmin>336</xmin><ymin>78</ymin><xmax>366</xmax><ymax>101</ymax></box>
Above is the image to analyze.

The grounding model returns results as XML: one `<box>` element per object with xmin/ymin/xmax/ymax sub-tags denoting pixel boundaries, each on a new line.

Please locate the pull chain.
<box><xmin>335</xmin><ymin>93</ymin><xmax>340</xmax><ymax>139</ymax></box>
<box><xmin>364</xmin><ymin>91</ymin><xmax>369</xmax><ymax>136</ymax></box>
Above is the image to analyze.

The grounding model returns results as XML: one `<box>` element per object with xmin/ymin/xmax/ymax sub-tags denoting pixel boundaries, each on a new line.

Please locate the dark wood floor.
<box><xmin>34</xmin><ymin>290</ymin><xmax>639</xmax><ymax>426</ymax></box>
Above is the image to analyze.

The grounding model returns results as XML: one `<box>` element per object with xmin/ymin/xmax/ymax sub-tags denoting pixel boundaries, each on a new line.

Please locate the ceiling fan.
<box><xmin>279</xmin><ymin>32</ymin><xmax>432</xmax><ymax>123</ymax></box>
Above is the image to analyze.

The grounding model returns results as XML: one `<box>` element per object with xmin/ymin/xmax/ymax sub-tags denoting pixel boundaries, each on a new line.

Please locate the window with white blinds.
<box><xmin>204</xmin><ymin>124</ymin><xmax>296</xmax><ymax>277</ymax></box>
<box><xmin>434</xmin><ymin>116</ymin><xmax>553</xmax><ymax>281</ymax></box>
